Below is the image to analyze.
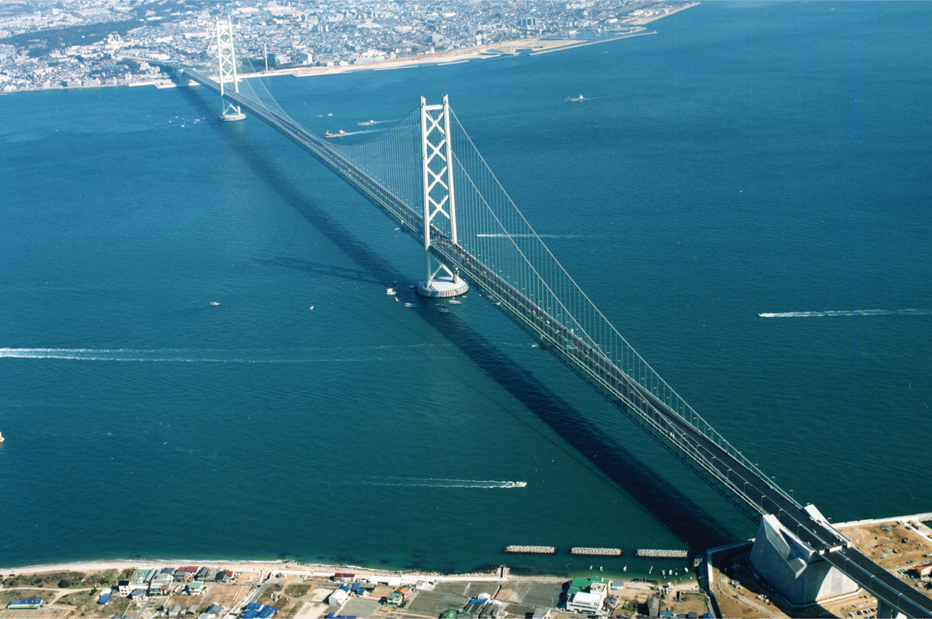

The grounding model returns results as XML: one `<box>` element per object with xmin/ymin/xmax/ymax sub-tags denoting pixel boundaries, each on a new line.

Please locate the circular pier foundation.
<box><xmin>416</xmin><ymin>277</ymin><xmax>469</xmax><ymax>298</ymax></box>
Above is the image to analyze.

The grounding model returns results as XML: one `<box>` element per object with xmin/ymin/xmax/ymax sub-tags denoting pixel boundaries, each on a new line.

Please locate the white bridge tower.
<box><xmin>216</xmin><ymin>19</ymin><xmax>246</xmax><ymax>122</ymax></box>
<box><xmin>416</xmin><ymin>95</ymin><xmax>469</xmax><ymax>298</ymax></box>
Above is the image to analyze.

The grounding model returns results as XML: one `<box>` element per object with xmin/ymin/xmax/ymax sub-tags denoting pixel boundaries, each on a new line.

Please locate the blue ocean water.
<box><xmin>1</xmin><ymin>1</ymin><xmax>931</xmax><ymax>576</ymax></box>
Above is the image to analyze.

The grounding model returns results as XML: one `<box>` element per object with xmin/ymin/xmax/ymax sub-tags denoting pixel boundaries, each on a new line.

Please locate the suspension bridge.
<box><xmin>168</xmin><ymin>21</ymin><xmax>931</xmax><ymax>618</ymax></box>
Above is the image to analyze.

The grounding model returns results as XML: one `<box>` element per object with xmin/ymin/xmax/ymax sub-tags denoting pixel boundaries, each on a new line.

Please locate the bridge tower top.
<box><xmin>416</xmin><ymin>94</ymin><xmax>468</xmax><ymax>298</ymax></box>
<box><xmin>216</xmin><ymin>19</ymin><xmax>246</xmax><ymax>122</ymax></box>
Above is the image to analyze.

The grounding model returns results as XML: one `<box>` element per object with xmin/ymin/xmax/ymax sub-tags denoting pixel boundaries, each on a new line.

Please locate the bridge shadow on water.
<box><xmin>193</xmin><ymin>89</ymin><xmax>736</xmax><ymax>551</ymax></box>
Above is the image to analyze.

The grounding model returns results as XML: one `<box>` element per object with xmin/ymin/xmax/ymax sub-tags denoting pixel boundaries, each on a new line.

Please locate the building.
<box><xmin>914</xmin><ymin>562</ymin><xmax>932</xmax><ymax>578</ymax></box>
<box><xmin>386</xmin><ymin>587</ymin><xmax>410</xmax><ymax>606</ymax></box>
<box><xmin>564</xmin><ymin>576</ymin><xmax>609</xmax><ymax>613</ymax></box>
<box><xmin>7</xmin><ymin>600</ymin><xmax>43</xmax><ymax>610</ymax></box>
<box><xmin>186</xmin><ymin>581</ymin><xmax>207</xmax><ymax>595</ymax></box>
<box><xmin>566</xmin><ymin>590</ymin><xmax>605</xmax><ymax>613</ymax></box>
<box><xmin>328</xmin><ymin>585</ymin><xmax>350</xmax><ymax>606</ymax></box>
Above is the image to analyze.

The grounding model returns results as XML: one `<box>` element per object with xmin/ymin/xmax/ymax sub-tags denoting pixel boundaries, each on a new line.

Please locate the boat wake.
<box><xmin>363</xmin><ymin>477</ymin><xmax>526</xmax><ymax>489</ymax></box>
<box><xmin>0</xmin><ymin>345</ymin><xmax>460</xmax><ymax>363</ymax></box>
<box><xmin>476</xmin><ymin>233</ymin><xmax>582</xmax><ymax>239</ymax></box>
<box><xmin>758</xmin><ymin>309</ymin><xmax>932</xmax><ymax>318</ymax></box>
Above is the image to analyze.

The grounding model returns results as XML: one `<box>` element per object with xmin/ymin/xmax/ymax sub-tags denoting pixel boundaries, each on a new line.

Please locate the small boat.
<box><xmin>309</xmin><ymin>306</ymin><xmax>314</xmax><ymax>310</ymax></box>
<box><xmin>623</xmin><ymin>566</ymin><xmax>627</xmax><ymax>572</ymax></box>
<box><xmin>357</xmin><ymin>120</ymin><xmax>376</xmax><ymax>126</ymax></box>
<box><xmin>325</xmin><ymin>129</ymin><xmax>347</xmax><ymax>138</ymax></box>
<box><xmin>386</xmin><ymin>288</ymin><xmax>397</xmax><ymax>295</ymax></box>
<box><xmin>405</xmin><ymin>302</ymin><xmax>417</xmax><ymax>308</ymax></box>
<box><xmin>210</xmin><ymin>301</ymin><xmax>220</xmax><ymax>306</ymax></box>
<box><xmin>0</xmin><ymin>431</ymin><xmax>4</xmax><ymax>442</ymax></box>
<box><xmin>565</xmin><ymin>94</ymin><xmax>584</xmax><ymax>102</ymax></box>
<box><xmin>448</xmin><ymin>299</ymin><xmax>461</xmax><ymax>304</ymax></box>
<box><xmin>506</xmin><ymin>481</ymin><xmax>527</xmax><ymax>488</ymax></box>
<box><xmin>437</xmin><ymin>307</ymin><xmax>449</xmax><ymax>313</ymax></box>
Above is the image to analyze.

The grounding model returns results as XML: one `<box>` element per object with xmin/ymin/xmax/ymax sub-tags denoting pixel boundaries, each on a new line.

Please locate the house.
<box><xmin>386</xmin><ymin>587</ymin><xmax>410</xmax><ymax>606</ymax></box>
<box><xmin>186</xmin><ymin>581</ymin><xmax>207</xmax><ymax>595</ymax></box>
<box><xmin>174</xmin><ymin>566</ymin><xmax>199</xmax><ymax>582</ymax></box>
<box><xmin>331</xmin><ymin>573</ymin><xmax>355</xmax><ymax>583</ymax></box>
<box><xmin>149</xmin><ymin>579</ymin><xmax>172</xmax><ymax>595</ymax></box>
<box><xmin>129</xmin><ymin>588</ymin><xmax>147</xmax><ymax>601</ymax></box>
<box><xmin>914</xmin><ymin>562</ymin><xmax>932</xmax><ymax>578</ymax></box>
<box><xmin>118</xmin><ymin>580</ymin><xmax>132</xmax><ymax>595</ymax></box>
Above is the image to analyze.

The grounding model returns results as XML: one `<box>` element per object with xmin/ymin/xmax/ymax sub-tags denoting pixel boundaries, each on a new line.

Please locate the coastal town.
<box><xmin>4</xmin><ymin>514</ymin><xmax>932</xmax><ymax>618</ymax></box>
<box><xmin>0</xmin><ymin>0</ymin><xmax>697</xmax><ymax>92</ymax></box>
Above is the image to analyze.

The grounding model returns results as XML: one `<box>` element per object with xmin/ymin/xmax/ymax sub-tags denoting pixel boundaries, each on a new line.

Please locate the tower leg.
<box><xmin>217</xmin><ymin>19</ymin><xmax>245</xmax><ymax>122</ymax></box>
<box><xmin>417</xmin><ymin>95</ymin><xmax>468</xmax><ymax>299</ymax></box>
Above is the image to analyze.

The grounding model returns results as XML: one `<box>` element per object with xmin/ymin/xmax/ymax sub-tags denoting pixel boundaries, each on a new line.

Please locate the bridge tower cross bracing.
<box><xmin>216</xmin><ymin>19</ymin><xmax>246</xmax><ymax>122</ymax></box>
<box><xmin>416</xmin><ymin>95</ymin><xmax>468</xmax><ymax>298</ymax></box>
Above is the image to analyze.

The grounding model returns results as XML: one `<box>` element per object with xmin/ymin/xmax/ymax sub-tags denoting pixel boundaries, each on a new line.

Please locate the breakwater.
<box><xmin>635</xmin><ymin>549</ymin><xmax>689</xmax><ymax>559</ymax></box>
<box><xmin>504</xmin><ymin>546</ymin><xmax>556</xmax><ymax>554</ymax></box>
<box><xmin>570</xmin><ymin>547</ymin><xmax>623</xmax><ymax>556</ymax></box>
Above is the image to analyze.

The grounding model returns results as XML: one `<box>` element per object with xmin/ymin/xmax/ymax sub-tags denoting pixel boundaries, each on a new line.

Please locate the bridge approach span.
<box><xmin>179</xmin><ymin>68</ymin><xmax>932</xmax><ymax>618</ymax></box>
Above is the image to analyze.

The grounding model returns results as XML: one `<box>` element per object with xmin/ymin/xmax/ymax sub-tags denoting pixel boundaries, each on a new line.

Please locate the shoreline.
<box><xmin>0</xmin><ymin>559</ymin><xmax>566</xmax><ymax>584</ymax></box>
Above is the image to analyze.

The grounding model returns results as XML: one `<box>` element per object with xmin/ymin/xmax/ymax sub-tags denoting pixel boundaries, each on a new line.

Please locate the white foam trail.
<box><xmin>758</xmin><ymin>309</ymin><xmax>932</xmax><ymax>318</ymax></box>
<box><xmin>363</xmin><ymin>477</ymin><xmax>523</xmax><ymax>489</ymax></box>
<box><xmin>476</xmin><ymin>233</ymin><xmax>581</xmax><ymax>239</ymax></box>
<box><xmin>0</xmin><ymin>346</ymin><xmax>459</xmax><ymax>363</ymax></box>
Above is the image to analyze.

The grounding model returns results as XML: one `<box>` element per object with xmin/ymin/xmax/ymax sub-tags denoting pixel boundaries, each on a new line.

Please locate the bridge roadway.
<box><xmin>181</xmin><ymin>68</ymin><xmax>932</xmax><ymax>617</ymax></box>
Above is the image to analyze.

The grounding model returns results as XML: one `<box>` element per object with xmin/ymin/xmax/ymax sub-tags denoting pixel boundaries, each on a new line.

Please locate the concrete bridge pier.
<box><xmin>876</xmin><ymin>599</ymin><xmax>908</xmax><ymax>619</ymax></box>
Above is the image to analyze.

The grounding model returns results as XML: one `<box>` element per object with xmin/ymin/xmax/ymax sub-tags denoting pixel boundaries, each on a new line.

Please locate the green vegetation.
<box><xmin>56</xmin><ymin>589</ymin><xmax>96</xmax><ymax>609</ymax></box>
<box><xmin>284</xmin><ymin>584</ymin><xmax>310</xmax><ymax>598</ymax></box>
<box><xmin>0</xmin><ymin>20</ymin><xmax>144</xmax><ymax>50</ymax></box>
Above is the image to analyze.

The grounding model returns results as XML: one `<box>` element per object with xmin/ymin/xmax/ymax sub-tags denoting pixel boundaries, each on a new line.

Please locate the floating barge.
<box><xmin>505</xmin><ymin>545</ymin><xmax>556</xmax><ymax>554</ymax></box>
<box><xmin>635</xmin><ymin>549</ymin><xmax>688</xmax><ymax>558</ymax></box>
<box><xmin>570</xmin><ymin>547</ymin><xmax>623</xmax><ymax>556</ymax></box>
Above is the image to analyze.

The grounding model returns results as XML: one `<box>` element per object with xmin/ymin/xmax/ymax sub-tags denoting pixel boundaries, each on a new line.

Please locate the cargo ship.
<box><xmin>325</xmin><ymin>130</ymin><xmax>347</xmax><ymax>138</ymax></box>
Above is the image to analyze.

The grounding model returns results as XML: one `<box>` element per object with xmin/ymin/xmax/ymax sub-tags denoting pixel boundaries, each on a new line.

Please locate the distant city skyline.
<box><xmin>0</xmin><ymin>0</ymin><xmax>692</xmax><ymax>91</ymax></box>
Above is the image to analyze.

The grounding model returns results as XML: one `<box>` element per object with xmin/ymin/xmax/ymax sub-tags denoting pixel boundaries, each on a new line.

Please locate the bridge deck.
<box><xmin>180</xmin><ymin>68</ymin><xmax>932</xmax><ymax>618</ymax></box>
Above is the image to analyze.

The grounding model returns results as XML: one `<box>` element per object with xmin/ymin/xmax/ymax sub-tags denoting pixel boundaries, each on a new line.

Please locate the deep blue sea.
<box><xmin>2</xmin><ymin>2</ymin><xmax>931</xmax><ymax>578</ymax></box>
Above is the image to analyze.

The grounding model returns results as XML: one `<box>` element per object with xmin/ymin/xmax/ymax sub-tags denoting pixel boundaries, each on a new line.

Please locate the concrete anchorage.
<box><xmin>749</xmin><ymin>506</ymin><xmax>859</xmax><ymax>608</ymax></box>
